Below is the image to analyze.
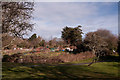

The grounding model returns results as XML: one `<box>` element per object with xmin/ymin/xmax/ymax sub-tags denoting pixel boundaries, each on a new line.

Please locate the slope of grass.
<box><xmin>2</xmin><ymin>61</ymin><xmax>119</xmax><ymax>80</ymax></box>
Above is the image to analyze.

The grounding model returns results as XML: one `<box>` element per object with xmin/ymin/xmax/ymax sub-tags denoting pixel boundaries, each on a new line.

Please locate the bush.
<box><xmin>58</xmin><ymin>51</ymin><xmax>95</xmax><ymax>62</ymax></box>
<box><xmin>17</xmin><ymin>41</ymin><xmax>31</xmax><ymax>48</ymax></box>
<box><xmin>2</xmin><ymin>55</ymin><xmax>10</xmax><ymax>62</ymax></box>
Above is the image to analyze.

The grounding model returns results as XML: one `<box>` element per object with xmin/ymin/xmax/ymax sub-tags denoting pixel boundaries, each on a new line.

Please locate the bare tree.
<box><xmin>2</xmin><ymin>2</ymin><xmax>34</xmax><ymax>49</ymax></box>
<box><xmin>84</xmin><ymin>32</ymin><xmax>108</xmax><ymax>66</ymax></box>
<box><xmin>117</xmin><ymin>34</ymin><xmax>120</xmax><ymax>59</ymax></box>
<box><xmin>95</xmin><ymin>29</ymin><xmax>118</xmax><ymax>52</ymax></box>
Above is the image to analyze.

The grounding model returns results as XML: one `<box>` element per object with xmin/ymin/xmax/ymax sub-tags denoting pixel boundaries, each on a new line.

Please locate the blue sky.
<box><xmin>25</xmin><ymin>2</ymin><xmax>118</xmax><ymax>40</ymax></box>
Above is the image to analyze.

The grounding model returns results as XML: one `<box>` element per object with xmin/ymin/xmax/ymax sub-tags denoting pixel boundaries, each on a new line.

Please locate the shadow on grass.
<box><xmin>2</xmin><ymin>78</ymin><xmax>118</xmax><ymax>80</ymax></box>
<box><xmin>2</xmin><ymin>63</ymin><xmax>119</xmax><ymax>80</ymax></box>
<box><xmin>99</xmin><ymin>55</ymin><xmax>119</xmax><ymax>62</ymax></box>
<box><xmin>2</xmin><ymin>54</ymin><xmax>120</xmax><ymax>80</ymax></box>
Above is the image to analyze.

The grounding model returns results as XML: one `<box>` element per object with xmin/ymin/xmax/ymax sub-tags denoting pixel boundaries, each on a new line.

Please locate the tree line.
<box><xmin>2</xmin><ymin>2</ymin><xmax>120</xmax><ymax>62</ymax></box>
<box><xmin>62</xmin><ymin>26</ymin><xmax>119</xmax><ymax>65</ymax></box>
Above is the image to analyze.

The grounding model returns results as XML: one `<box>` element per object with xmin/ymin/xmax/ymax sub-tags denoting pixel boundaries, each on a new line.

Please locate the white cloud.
<box><xmin>25</xmin><ymin>2</ymin><xmax>118</xmax><ymax>40</ymax></box>
<box><xmin>81</xmin><ymin>15</ymin><xmax>118</xmax><ymax>35</ymax></box>
<box><xmin>33</xmin><ymin>3</ymin><xmax>98</xmax><ymax>23</ymax></box>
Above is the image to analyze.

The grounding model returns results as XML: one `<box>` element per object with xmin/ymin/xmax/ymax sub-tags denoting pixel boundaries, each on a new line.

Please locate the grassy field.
<box><xmin>2</xmin><ymin>61</ymin><xmax>119</xmax><ymax>80</ymax></box>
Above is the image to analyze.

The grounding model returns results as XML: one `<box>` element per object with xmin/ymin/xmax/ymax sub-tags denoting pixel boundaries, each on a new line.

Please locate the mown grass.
<box><xmin>2</xmin><ymin>61</ymin><xmax>119</xmax><ymax>80</ymax></box>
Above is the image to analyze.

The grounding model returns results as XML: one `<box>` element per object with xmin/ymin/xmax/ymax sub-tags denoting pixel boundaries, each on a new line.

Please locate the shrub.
<box><xmin>2</xmin><ymin>55</ymin><xmax>10</xmax><ymax>62</ymax></box>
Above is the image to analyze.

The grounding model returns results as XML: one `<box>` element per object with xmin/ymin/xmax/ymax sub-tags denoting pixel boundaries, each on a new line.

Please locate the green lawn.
<box><xmin>2</xmin><ymin>61</ymin><xmax>119</xmax><ymax>80</ymax></box>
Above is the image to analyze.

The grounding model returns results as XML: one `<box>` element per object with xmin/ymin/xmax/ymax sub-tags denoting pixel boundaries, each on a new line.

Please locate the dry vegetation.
<box><xmin>58</xmin><ymin>51</ymin><xmax>95</xmax><ymax>62</ymax></box>
<box><xmin>2</xmin><ymin>51</ymin><xmax>95</xmax><ymax>64</ymax></box>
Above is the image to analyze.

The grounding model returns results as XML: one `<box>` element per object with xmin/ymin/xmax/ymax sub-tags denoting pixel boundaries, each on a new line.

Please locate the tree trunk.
<box><xmin>88</xmin><ymin>48</ymin><xmax>96</xmax><ymax>66</ymax></box>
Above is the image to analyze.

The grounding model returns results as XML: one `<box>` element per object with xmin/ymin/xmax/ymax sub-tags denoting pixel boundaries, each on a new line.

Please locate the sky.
<box><xmin>24</xmin><ymin>2</ymin><xmax>118</xmax><ymax>40</ymax></box>
<box><xmin>2</xmin><ymin>0</ymin><xmax>120</xmax><ymax>2</ymax></box>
